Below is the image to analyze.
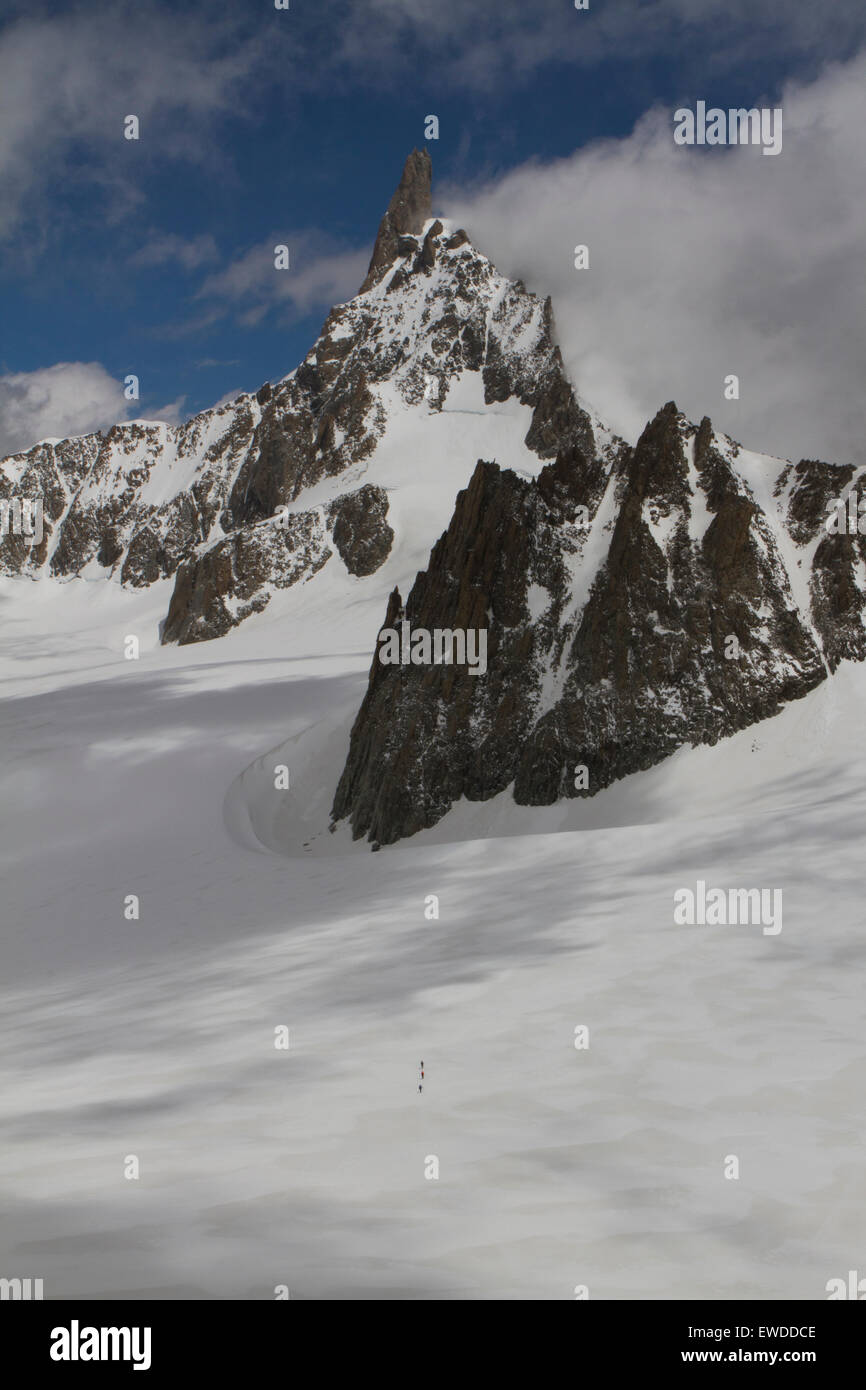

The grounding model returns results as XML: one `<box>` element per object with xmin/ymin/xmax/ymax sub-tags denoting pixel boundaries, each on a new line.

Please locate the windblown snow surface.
<box><xmin>1</xmin><ymin>386</ymin><xmax>864</xmax><ymax>1300</ymax></box>
<box><xmin>1</xmin><ymin>572</ymin><xmax>864</xmax><ymax>1301</ymax></box>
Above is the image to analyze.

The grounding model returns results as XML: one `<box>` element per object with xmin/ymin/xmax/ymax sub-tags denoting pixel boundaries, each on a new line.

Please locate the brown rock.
<box><xmin>360</xmin><ymin>149</ymin><xmax>433</xmax><ymax>293</ymax></box>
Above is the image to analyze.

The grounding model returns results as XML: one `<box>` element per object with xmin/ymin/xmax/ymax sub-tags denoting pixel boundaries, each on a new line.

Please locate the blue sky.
<box><xmin>1</xmin><ymin>0</ymin><xmax>865</xmax><ymax>460</ymax></box>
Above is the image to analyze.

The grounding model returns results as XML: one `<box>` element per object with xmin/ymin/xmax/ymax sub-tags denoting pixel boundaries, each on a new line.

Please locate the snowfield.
<box><xmin>0</xmin><ymin>568</ymin><xmax>864</xmax><ymax>1300</ymax></box>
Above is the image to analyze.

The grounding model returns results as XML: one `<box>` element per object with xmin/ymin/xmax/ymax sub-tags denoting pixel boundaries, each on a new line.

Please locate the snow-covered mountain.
<box><xmin>3</xmin><ymin>151</ymin><xmax>866</xmax><ymax>1304</ymax></box>
<box><xmin>3</xmin><ymin>149</ymin><xmax>865</xmax><ymax>851</ymax></box>
<box><xmin>1</xmin><ymin>150</ymin><xmax>608</xmax><ymax>641</ymax></box>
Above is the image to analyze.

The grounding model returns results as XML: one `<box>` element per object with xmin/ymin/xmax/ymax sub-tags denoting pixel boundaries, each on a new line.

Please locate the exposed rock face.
<box><xmin>162</xmin><ymin>482</ymin><xmax>395</xmax><ymax>645</ymax></box>
<box><xmin>329</xmin><ymin>484</ymin><xmax>394</xmax><ymax>577</ymax></box>
<box><xmin>360</xmin><ymin>148</ymin><xmax>433</xmax><ymax>292</ymax></box>
<box><xmin>332</xmin><ymin>404</ymin><xmax>866</xmax><ymax>847</ymax></box>
<box><xmin>0</xmin><ymin>408</ymin><xmax>259</xmax><ymax>584</ymax></box>
<box><xmin>163</xmin><ymin>507</ymin><xmax>330</xmax><ymax>646</ymax></box>
<box><xmin>777</xmin><ymin>458</ymin><xmax>866</xmax><ymax>669</ymax></box>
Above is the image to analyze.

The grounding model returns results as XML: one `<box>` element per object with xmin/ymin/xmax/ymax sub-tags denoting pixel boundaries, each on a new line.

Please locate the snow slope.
<box><xmin>0</xmin><ymin>576</ymin><xmax>863</xmax><ymax>1299</ymax></box>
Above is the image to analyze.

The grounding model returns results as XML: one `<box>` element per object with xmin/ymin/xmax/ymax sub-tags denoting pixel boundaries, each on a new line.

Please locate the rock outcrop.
<box><xmin>162</xmin><ymin>482</ymin><xmax>395</xmax><ymax>645</ymax></box>
<box><xmin>360</xmin><ymin>148</ymin><xmax>433</xmax><ymax>292</ymax></box>
<box><xmin>332</xmin><ymin>405</ymin><xmax>865</xmax><ymax>847</ymax></box>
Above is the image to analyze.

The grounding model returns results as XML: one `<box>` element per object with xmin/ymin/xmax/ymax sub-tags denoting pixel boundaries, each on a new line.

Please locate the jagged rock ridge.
<box><xmin>332</xmin><ymin>407</ymin><xmax>866</xmax><ymax>847</ymax></box>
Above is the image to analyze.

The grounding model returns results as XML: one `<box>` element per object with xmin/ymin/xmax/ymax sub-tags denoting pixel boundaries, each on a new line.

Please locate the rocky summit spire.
<box><xmin>360</xmin><ymin>148</ymin><xmax>433</xmax><ymax>292</ymax></box>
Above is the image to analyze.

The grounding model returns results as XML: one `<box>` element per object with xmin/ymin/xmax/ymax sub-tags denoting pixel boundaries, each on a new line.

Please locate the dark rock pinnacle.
<box><xmin>360</xmin><ymin>149</ymin><xmax>433</xmax><ymax>293</ymax></box>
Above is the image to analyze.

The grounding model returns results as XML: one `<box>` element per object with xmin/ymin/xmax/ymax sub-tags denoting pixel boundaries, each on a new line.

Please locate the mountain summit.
<box><xmin>1</xmin><ymin>148</ymin><xmax>606</xmax><ymax>649</ymax></box>
<box><xmin>2</xmin><ymin>151</ymin><xmax>864</xmax><ymax>849</ymax></box>
<box><xmin>360</xmin><ymin>148</ymin><xmax>433</xmax><ymax>292</ymax></box>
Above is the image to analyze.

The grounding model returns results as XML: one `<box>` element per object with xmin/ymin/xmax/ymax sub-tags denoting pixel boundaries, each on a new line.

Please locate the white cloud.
<box><xmin>0</xmin><ymin>8</ymin><xmax>266</xmax><ymax>243</ymax></box>
<box><xmin>0</xmin><ymin>0</ymin><xmax>863</xmax><ymax>257</ymax></box>
<box><xmin>0</xmin><ymin>363</ymin><xmax>129</xmax><ymax>455</ymax></box>
<box><xmin>0</xmin><ymin>363</ymin><xmax>185</xmax><ymax>456</ymax></box>
<box><xmin>130</xmin><ymin>234</ymin><xmax>219</xmax><ymax>272</ymax></box>
<box><xmin>146</xmin><ymin>395</ymin><xmax>187</xmax><ymax>425</ymax></box>
<box><xmin>339</xmin><ymin>0</ymin><xmax>866</xmax><ymax>91</ymax></box>
<box><xmin>213</xmin><ymin>389</ymin><xmax>246</xmax><ymax>410</ymax></box>
<box><xmin>443</xmin><ymin>52</ymin><xmax>866</xmax><ymax>465</ymax></box>
<box><xmin>194</xmin><ymin>233</ymin><xmax>369</xmax><ymax>326</ymax></box>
